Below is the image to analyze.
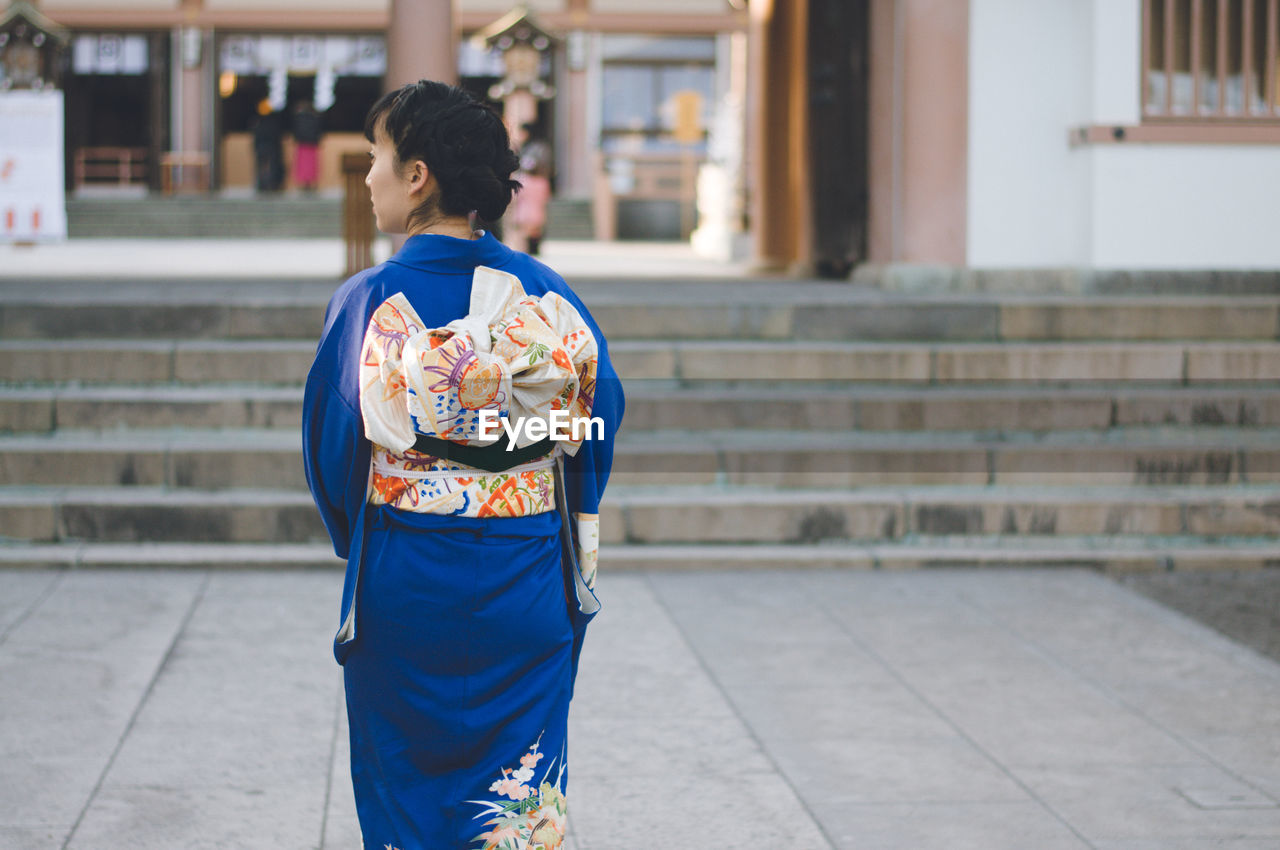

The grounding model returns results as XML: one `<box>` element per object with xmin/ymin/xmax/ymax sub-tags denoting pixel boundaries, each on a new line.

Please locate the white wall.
<box><xmin>1090</xmin><ymin>0</ymin><xmax>1141</xmax><ymax>125</ymax></box>
<box><xmin>969</xmin><ymin>0</ymin><xmax>1280</xmax><ymax>268</ymax></box>
<box><xmin>1082</xmin><ymin>1</ymin><xmax>1280</xmax><ymax>268</ymax></box>
<box><xmin>967</xmin><ymin>0</ymin><xmax>1094</xmax><ymax>266</ymax></box>
<box><xmin>1092</xmin><ymin>146</ymin><xmax>1280</xmax><ymax>268</ymax></box>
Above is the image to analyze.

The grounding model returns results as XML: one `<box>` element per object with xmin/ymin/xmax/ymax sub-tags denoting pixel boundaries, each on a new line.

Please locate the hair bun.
<box><xmin>364</xmin><ymin>81</ymin><xmax>523</xmax><ymax>226</ymax></box>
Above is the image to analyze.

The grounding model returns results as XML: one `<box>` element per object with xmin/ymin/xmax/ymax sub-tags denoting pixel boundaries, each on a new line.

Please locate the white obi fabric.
<box><xmin>357</xmin><ymin>265</ymin><xmax>601</xmax><ymax>586</ymax></box>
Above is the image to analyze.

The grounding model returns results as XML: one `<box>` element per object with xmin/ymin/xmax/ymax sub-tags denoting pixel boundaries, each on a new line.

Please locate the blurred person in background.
<box><xmin>251</xmin><ymin>98</ymin><xmax>285</xmax><ymax>193</ymax></box>
<box><xmin>291</xmin><ymin>98</ymin><xmax>323</xmax><ymax>192</ymax></box>
<box><xmin>509</xmin><ymin>121</ymin><xmax>552</xmax><ymax>255</ymax></box>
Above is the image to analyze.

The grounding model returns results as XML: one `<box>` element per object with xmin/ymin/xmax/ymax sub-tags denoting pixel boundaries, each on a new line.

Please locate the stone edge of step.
<box><xmin>3</xmin><ymin>482</ymin><xmax>1279</xmax><ymax>507</ymax></box>
<box><xmin>2</xmin><ymin>425</ymin><xmax>1280</xmax><ymax>450</ymax></box>
<box><xmin>2</xmin><ymin>539</ymin><xmax>1276</xmax><ymax>572</ymax></box>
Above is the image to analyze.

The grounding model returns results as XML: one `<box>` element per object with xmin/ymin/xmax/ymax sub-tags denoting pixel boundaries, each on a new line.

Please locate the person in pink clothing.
<box><xmin>291</xmin><ymin>99</ymin><xmax>323</xmax><ymax>192</ymax></box>
<box><xmin>510</xmin><ymin>122</ymin><xmax>552</xmax><ymax>255</ymax></box>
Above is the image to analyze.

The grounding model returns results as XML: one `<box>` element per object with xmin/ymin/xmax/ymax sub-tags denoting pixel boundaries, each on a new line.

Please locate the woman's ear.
<box><xmin>405</xmin><ymin>159</ymin><xmax>430</xmax><ymax>196</ymax></box>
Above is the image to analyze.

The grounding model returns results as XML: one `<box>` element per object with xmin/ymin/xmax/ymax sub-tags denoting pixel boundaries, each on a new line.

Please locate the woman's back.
<box><xmin>302</xmin><ymin>82</ymin><xmax>621</xmax><ymax>846</ymax></box>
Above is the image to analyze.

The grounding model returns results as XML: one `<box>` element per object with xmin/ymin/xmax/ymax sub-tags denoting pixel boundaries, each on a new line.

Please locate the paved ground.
<box><xmin>1118</xmin><ymin>569</ymin><xmax>1280</xmax><ymax>665</ymax></box>
<box><xmin>3</xmin><ymin>567</ymin><xmax>1280</xmax><ymax>850</ymax></box>
<box><xmin>0</xmin><ymin>238</ymin><xmax>757</xmax><ymax>281</ymax></box>
<box><xmin>4</xmin><ymin>238</ymin><xmax>1278</xmax><ymax>846</ymax></box>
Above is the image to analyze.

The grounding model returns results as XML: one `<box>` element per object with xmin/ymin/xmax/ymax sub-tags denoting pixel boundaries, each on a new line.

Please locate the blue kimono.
<box><xmin>303</xmin><ymin>232</ymin><xmax>623</xmax><ymax>850</ymax></box>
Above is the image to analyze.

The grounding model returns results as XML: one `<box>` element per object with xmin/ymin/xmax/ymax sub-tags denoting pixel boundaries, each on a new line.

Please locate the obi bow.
<box><xmin>358</xmin><ymin>265</ymin><xmax>599</xmax><ymax>457</ymax></box>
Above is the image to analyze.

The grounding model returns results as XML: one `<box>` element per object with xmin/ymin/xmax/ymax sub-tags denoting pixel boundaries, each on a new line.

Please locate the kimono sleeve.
<box><xmin>303</xmin><ymin>372</ymin><xmax>368</xmax><ymax>559</ymax></box>
<box><xmin>302</xmin><ymin>274</ymin><xmax>376</xmax><ymax>559</ymax></box>
<box><xmin>560</xmin><ymin>309</ymin><xmax>625</xmax><ymax>517</ymax></box>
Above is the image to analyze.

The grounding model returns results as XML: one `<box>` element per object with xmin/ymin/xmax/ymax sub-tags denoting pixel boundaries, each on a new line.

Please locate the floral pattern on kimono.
<box><xmin>468</xmin><ymin>735</ymin><xmax>568</xmax><ymax>850</ymax></box>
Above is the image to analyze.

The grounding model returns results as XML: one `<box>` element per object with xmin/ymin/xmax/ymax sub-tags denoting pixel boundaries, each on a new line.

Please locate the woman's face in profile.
<box><xmin>365</xmin><ymin>124</ymin><xmax>421</xmax><ymax>235</ymax></box>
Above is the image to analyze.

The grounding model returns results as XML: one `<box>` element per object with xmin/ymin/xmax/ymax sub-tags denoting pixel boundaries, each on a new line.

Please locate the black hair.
<box><xmin>364</xmin><ymin>80</ymin><xmax>521</xmax><ymax>226</ymax></box>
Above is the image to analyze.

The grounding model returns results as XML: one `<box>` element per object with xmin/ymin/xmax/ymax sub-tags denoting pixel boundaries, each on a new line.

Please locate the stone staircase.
<box><xmin>66</xmin><ymin>195</ymin><xmax>593</xmax><ymax>240</ymax></box>
<box><xmin>67</xmin><ymin>196</ymin><xmax>343</xmax><ymax>239</ymax></box>
<box><xmin>1</xmin><ymin>272</ymin><xmax>1278</xmax><ymax>571</ymax></box>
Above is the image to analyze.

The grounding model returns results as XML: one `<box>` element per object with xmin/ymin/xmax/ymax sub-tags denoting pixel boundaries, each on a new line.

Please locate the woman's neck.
<box><xmin>408</xmin><ymin>216</ymin><xmax>476</xmax><ymax>240</ymax></box>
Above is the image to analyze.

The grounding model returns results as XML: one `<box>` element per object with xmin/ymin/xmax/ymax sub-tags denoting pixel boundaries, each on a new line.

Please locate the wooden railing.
<box><xmin>342</xmin><ymin>152</ymin><xmax>375</xmax><ymax>277</ymax></box>
<box><xmin>73</xmin><ymin>147</ymin><xmax>148</xmax><ymax>189</ymax></box>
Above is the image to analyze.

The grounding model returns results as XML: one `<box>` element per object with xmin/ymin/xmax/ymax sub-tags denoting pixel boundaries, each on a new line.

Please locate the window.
<box><xmin>1143</xmin><ymin>0</ymin><xmax>1279</xmax><ymax>121</ymax></box>
<box><xmin>600</xmin><ymin>35</ymin><xmax>715</xmax><ymax>152</ymax></box>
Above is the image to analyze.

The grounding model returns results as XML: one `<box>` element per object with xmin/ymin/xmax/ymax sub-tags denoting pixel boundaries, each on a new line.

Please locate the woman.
<box><xmin>510</xmin><ymin>122</ymin><xmax>552</xmax><ymax>256</ymax></box>
<box><xmin>290</xmin><ymin>98</ymin><xmax>323</xmax><ymax>192</ymax></box>
<box><xmin>303</xmin><ymin>80</ymin><xmax>623</xmax><ymax>850</ymax></box>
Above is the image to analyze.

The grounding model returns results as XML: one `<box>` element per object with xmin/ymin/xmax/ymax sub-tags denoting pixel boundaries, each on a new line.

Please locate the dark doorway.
<box><xmin>220</xmin><ymin>74</ymin><xmax>381</xmax><ymax>135</ymax></box>
<box><xmin>807</xmin><ymin>0</ymin><xmax>870</xmax><ymax>278</ymax></box>
<box><xmin>63</xmin><ymin>34</ymin><xmax>168</xmax><ymax>192</ymax></box>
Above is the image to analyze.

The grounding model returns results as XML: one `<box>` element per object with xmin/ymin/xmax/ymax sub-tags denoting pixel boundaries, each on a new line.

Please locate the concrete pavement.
<box><xmin>3</xmin><ymin>567</ymin><xmax>1279</xmax><ymax>849</ymax></box>
<box><xmin>0</xmin><ymin>238</ymin><xmax>756</xmax><ymax>281</ymax></box>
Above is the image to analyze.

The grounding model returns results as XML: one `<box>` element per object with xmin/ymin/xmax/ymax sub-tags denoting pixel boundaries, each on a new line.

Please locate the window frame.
<box><xmin>1141</xmin><ymin>0</ymin><xmax>1280</xmax><ymax>124</ymax></box>
<box><xmin>599</xmin><ymin>35</ymin><xmax>716</xmax><ymax>153</ymax></box>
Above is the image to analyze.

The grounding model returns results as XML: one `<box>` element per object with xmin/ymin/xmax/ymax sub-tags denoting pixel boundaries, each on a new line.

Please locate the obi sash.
<box><xmin>355</xmin><ymin>266</ymin><xmax>600</xmax><ymax>586</ymax></box>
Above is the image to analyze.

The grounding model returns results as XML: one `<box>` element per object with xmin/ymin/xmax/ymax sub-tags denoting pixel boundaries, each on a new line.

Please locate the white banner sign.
<box><xmin>0</xmin><ymin>90</ymin><xmax>68</xmax><ymax>242</ymax></box>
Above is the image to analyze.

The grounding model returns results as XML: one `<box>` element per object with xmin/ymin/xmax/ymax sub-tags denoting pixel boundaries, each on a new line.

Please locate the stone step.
<box><xmin>0</xmin><ymin>488</ymin><xmax>325</xmax><ymax>543</ymax></box>
<box><xmin>616</xmin><ymin>427</ymin><xmax>1278</xmax><ymax>487</ymax></box>
<box><xmin>67</xmin><ymin>196</ymin><xmax>342</xmax><ymax>239</ymax></box>
<box><xmin>597</xmin><ymin>538</ymin><xmax>1280</xmax><ymax>572</ymax></box>
<box><xmin>67</xmin><ymin>196</ymin><xmax>595</xmax><ymax>241</ymax></box>
<box><xmin>594</xmin><ymin>297</ymin><xmax>1280</xmax><ymax>343</ymax></box>
<box><xmin>0</xmin><ymin>340</ymin><xmax>315</xmax><ymax>385</ymax></box>
<box><xmin>5</xmin><ymin>484</ymin><xmax>1276</xmax><ymax>545</ymax></box>
<box><xmin>3</xmin><ymin>291</ymin><xmax>1277</xmax><ymax>342</ymax></box>
<box><xmin>603</xmin><ymin>484</ymin><xmax>1280</xmax><ymax>544</ymax></box>
<box><xmin>2</xmin><ymin>536</ymin><xmax>1276</xmax><ymax>572</ymax></box>
<box><xmin>0</xmin><ymin>386</ymin><xmax>303</xmax><ymax>431</ymax></box>
<box><xmin>0</xmin><ymin>300</ymin><xmax>328</xmax><ymax>342</ymax></box>
<box><xmin>611</xmin><ymin>340</ymin><xmax>1280</xmax><ymax>384</ymax></box>
<box><xmin>7</xmin><ymin>384</ymin><xmax>1280</xmax><ymax>433</ymax></box>
<box><xmin>5</xmin><ymin>339</ymin><xmax>1280</xmax><ymax>384</ymax></box>
<box><xmin>0</xmin><ymin>541</ymin><xmax>345</xmax><ymax>569</ymax></box>
<box><xmin>620</xmin><ymin>384</ymin><xmax>1280</xmax><ymax>431</ymax></box>
<box><xmin>0</xmin><ymin>428</ymin><xmax>1275</xmax><ymax>488</ymax></box>
<box><xmin>852</xmin><ymin>265</ymin><xmax>1280</xmax><ymax>296</ymax></box>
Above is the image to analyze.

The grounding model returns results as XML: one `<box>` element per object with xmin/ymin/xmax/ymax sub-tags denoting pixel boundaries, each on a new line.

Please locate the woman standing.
<box><xmin>303</xmin><ymin>80</ymin><xmax>623</xmax><ymax>850</ymax></box>
<box><xmin>510</xmin><ymin>122</ymin><xmax>553</xmax><ymax>256</ymax></box>
<box><xmin>290</xmin><ymin>99</ymin><xmax>323</xmax><ymax>192</ymax></box>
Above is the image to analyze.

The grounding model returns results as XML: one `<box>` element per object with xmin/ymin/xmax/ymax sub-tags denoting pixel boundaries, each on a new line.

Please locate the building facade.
<box><xmin>760</xmin><ymin>0</ymin><xmax>1280</xmax><ymax>272</ymax></box>
<box><xmin>8</xmin><ymin>0</ymin><xmax>1278</xmax><ymax>268</ymax></box>
<box><xmin>22</xmin><ymin>0</ymin><xmax>745</xmax><ymax>240</ymax></box>
<box><xmin>967</xmin><ymin>0</ymin><xmax>1280</xmax><ymax>269</ymax></box>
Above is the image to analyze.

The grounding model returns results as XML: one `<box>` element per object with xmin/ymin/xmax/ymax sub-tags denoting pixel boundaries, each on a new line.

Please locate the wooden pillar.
<box><xmin>384</xmin><ymin>0</ymin><xmax>456</xmax><ymax>249</ymax></box>
<box><xmin>386</xmin><ymin>0</ymin><xmax>457</xmax><ymax>90</ymax></box>
<box><xmin>563</xmin><ymin>0</ymin><xmax>591</xmax><ymax>198</ymax></box>
<box><xmin>866</xmin><ymin>0</ymin><xmax>969</xmax><ymax>264</ymax></box>
<box><xmin>748</xmin><ymin>0</ymin><xmax>811</xmax><ymax>272</ymax></box>
<box><xmin>148</xmin><ymin>30</ymin><xmax>170</xmax><ymax>193</ymax></box>
<box><xmin>171</xmin><ymin>0</ymin><xmax>209</xmax><ymax>167</ymax></box>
